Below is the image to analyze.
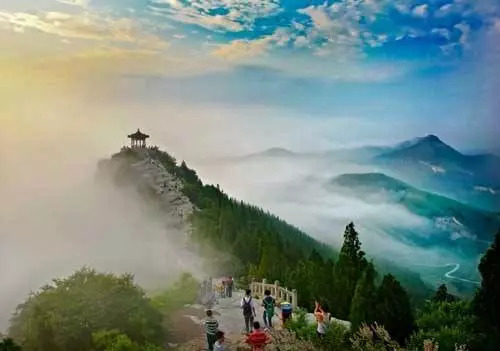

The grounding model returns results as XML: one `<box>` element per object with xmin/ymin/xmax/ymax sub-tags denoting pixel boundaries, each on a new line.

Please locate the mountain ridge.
<box><xmin>329</xmin><ymin>172</ymin><xmax>500</xmax><ymax>243</ymax></box>
<box><xmin>98</xmin><ymin>146</ymin><xmax>432</xmax><ymax>303</ymax></box>
<box><xmin>241</xmin><ymin>135</ymin><xmax>499</xmax><ymax>162</ymax></box>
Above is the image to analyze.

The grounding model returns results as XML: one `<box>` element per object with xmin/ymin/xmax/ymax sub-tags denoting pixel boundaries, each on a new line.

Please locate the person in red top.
<box><xmin>245</xmin><ymin>321</ymin><xmax>271</xmax><ymax>350</ymax></box>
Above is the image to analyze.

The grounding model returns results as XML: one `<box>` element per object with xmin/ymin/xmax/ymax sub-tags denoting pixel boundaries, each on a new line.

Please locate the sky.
<box><xmin>0</xmin><ymin>0</ymin><xmax>499</xmax><ymax>156</ymax></box>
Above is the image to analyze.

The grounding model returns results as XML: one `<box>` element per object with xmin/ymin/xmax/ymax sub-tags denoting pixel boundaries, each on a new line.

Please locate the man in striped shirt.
<box><xmin>205</xmin><ymin>309</ymin><xmax>219</xmax><ymax>351</ymax></box>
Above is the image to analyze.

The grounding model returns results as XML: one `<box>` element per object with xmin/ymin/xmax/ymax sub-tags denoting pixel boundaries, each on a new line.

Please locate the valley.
<box><xmin>195</xmin><ymin>135</ymin><xmax>500</xmax><ymax>296</ymax></box>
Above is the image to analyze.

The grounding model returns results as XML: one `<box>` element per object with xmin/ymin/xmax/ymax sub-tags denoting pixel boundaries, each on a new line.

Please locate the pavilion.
<box><xmin>128</xmin><ymin>129</ymin><xmax>150</xmax><ymax>148</ymax></box>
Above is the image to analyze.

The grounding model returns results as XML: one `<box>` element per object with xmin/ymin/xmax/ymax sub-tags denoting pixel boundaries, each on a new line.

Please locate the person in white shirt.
<box><xmin>241</xmin><ymin>289</ymin><xmax>256</xmax><ymax>334</ymax></box>
<box><xmin>314</xmin><ymin>301</ymin><xmax>327</xmax><ymax>338</ymax></box>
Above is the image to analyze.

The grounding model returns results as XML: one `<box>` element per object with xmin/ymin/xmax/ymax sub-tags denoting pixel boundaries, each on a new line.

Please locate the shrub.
<box><xmin>350</xmin><ymin>323</ymin><xmax>401</xmax><ymax>351</ymax></box>
<box><xmin>92</xmin><ymin>330</ymin><xmax>163</xmax><ymax>351</ymax></box>
<box><xmin>150</xmin><ymin>272</ymin><xmax>199</xmax><ymax>314</ymax></box>
<box><xmin>287</xmin><ymin>309</ymin><xmax>350</xmax><ymax>350</ymax></box>
<box><xmin>8</xmin><ymin>268</ymin><xmax>164</xmax><ymax>351</ymax></box>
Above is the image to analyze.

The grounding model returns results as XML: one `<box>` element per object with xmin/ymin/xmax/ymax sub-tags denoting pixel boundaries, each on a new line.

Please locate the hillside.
<box><xmin>330</xmin><ymin>172</ymin><xmax>500</xmax><ymax>244</ymax></box>
<box><xmin>235</xmin><ymin>135</ymin><xmax>500</xmax><ymax>211</ymax></box>
<box><xmin>374</xmin><ymin>135</ymin><xmax>500</xmax><ymax>210</ymax></box>
<box><xmin>98</xmin><ymin>146</ymin><xmax>334</xmax><ymax>276</ymax></box>
<box><xmin>97</xmin><ymin>147</ymin><xmax>432</xmax><ymax>306</ymax></box>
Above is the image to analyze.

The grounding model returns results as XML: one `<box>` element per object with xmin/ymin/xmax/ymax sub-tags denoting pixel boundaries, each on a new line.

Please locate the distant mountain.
<box><xmin>228</xmin><ymin>135</ymin><xmax>500</xmax><ymax>209</ymax></box>
<box><xmin>377</xmin><ymin>135</ymin><xmax>466</xmax><ymax>165</ymax></box>
<box><xmin>374</xmin><ymin>135</ymin><xmax>500</xmax><ymax>211</ymax></box>
<box><xmin>255</xmin><ymin>147</ymin><xmax>298</xmax><ymax>157</ymax></box>
<box><xmin>330</xmin><ymin>172</ymin><xmax>500</xmax><ymax>246</ymax></box>
<box><xmin>240</xmin><ymin>145</ymin><xmax>392</xmax><ymax>163</ymax></box>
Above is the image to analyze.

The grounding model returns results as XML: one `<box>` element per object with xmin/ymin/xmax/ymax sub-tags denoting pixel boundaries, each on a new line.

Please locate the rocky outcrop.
<box><xmin>96</xmin><ymin>149</ymin><xmax>194</xmax><ymax>233</ymax></box>
<box><xmin>129</xmin><ymin>156</ymin><xmax>194</xmax><ymax>221</ymax></box>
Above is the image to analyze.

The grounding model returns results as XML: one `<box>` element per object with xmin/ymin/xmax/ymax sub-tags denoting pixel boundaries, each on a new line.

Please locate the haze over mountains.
<box><xmin>198</xmin><ymin>135</ymin><xmax>500</xmax><ymax>295</ymax></box>
<box><xmin>243</xmin><ymin>134</ymin><xmax>500</xmax><ymax>211</ymax></box>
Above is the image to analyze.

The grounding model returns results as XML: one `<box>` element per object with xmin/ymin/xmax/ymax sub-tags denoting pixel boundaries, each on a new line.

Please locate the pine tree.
<box><xmin>349</xmin><ymin>261</ymin><xmax>377</xmax><ymax>330</ymax></box>
<box><xmin>432</xmin><ymin>284</ymin><xmax>456</xmax><ymax>303</ymax></box>
<box><xmin>473</xmin><ymin>229</ymin><xmax>500</xmax><ymax>350</ymax></box>
<box><xmin>375</xmin><ymin>274</ymin><xmax>415</xmax><ymax>344</ymax></box>
<box><xmin>334</xmin><ymin>222</ymin><xmax>367</xmax><ymax>319</ymax></box>
<box><xmin>0</xmin><ymin>338</ymin><xmax>22</xmax><ymax>351</ymax></box>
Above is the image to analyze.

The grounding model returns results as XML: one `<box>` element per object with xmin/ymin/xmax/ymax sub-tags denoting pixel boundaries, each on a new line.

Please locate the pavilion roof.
<box><xmin>128</xmin><ymin>129</ymin><xmax>150</xmax><ymax>140</ymax></box>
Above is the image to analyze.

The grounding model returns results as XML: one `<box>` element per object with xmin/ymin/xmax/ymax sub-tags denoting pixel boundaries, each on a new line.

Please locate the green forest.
<box><xmin>3</xmin><ymin>147</ymin><xmax>499</xmax><ymax>350</ymax></box>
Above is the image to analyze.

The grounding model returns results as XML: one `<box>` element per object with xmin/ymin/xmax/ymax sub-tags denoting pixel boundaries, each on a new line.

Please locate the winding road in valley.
<box><xmin>443</xmin><ymin>263</ymin><xmax>480</xmax><ymax>285</ymax></box>
<box><xmin>413</xmin><ymin>262</ymin><xmax>480</xmax><ymax>285</ymax></box>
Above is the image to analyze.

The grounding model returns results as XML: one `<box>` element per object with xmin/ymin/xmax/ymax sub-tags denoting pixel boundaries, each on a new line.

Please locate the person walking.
<box><xmin>245</xmin><ymin>321</ymin><xmax>271</xmax><ymax>351</ymax></box>
<box><xmin>241</xmin><ymin>289</ymin><xmax>256</xmax><ymax>334</ymax></box>
<box><xmin>262</xmin><ymin>289</ymin><xmax>275</xmax><ymax>329</ymax></box>
<box><xmin>204</xmin><ymin>309</ymin><xmax>219</xmax><ymax>351</ymax></box>
<box><xmin>226</xmin><ymin>276</ymin><xmax>234</xmax><ymax>298</ymax></box>
<box><xmin>222</xmin><ymin>279</ymin><xmax>227</xmax><ymax>298</ymax></box>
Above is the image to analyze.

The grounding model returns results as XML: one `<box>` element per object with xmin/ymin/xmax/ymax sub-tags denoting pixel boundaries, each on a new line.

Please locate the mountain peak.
<box><xmin>377</xmin><ymin>134</ymin><xmax>464</xmax><ymax>164</ymax></box>
<box><xmin>421</xmin><ymin>134</ymin><xmax>442</xmax><ymax>142</ymax></box>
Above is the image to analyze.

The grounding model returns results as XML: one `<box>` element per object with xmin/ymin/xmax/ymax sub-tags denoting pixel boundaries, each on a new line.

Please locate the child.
<box><xmin>245</xmin><ymin>321</ymin><xmax>271</xmax><ymax>351</ymax></box>
<box><xmin>280</xmin><ymin>301</ymin><xmax>292</xmax><ymax>327</ymax></box>
<box><xmin>314</xmin><ymin>301</ymin><xmax>327</xmax><ymax>338</ymax></box>
<box><xmin>217</xmin><ymin>281</ymin><xmax>225</xmax><ymax>298</ymax></box>
<box><xmin>205</xmin><ymin>309</ymin><xmax>219</xmax><ymax>351</ymax></box>
<box><xmin>214</xmin><ymin>330</ymin><xmax>225</xmax><ymax>351</ymax></box>
<box><xmin>262</xmin><ymin>289</ymin><xmax>275</xmax><ymax>328</ymax></box>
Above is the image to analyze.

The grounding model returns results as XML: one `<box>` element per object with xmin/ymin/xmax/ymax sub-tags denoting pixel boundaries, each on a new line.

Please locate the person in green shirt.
<box><xmin>262</xmin><ymin>289</ymin><xmax>275</xmax><ymax>328</ymax></box>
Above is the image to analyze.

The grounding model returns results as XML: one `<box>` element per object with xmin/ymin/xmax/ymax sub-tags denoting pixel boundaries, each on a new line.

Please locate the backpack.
<box><xmin>263</xmin><ymin>296</ymin><xmax>275</xmax><ymax>315</ymax></box>
<box><xmin>242</xmin><ymin>297</ymin><xmax>253</xmax><ymax>317</ymax></box>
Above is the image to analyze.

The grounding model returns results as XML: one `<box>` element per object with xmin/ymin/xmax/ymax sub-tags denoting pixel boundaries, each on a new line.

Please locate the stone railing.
<box><xmin>250</xmin><ymin>278</ymin><xmax>297</xmax><ymax>309</ymax></box>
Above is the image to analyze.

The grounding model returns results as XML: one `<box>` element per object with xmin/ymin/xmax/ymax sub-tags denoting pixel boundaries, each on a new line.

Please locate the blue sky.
<box><xmin>1</xmin><ymin>0</ymin><xmax>499</xmax><ymax>152</ymax></box>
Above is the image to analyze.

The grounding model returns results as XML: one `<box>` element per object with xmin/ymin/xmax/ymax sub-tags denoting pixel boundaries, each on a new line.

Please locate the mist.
<box><xmin>193</xmin><ymin>156</ymin><xmax>474</xmax><ymax>285</ymax></box>
<box><xmin>0</xmin><ymin>78</ymin><xmax>484</xmax><ymax>329</ymax></box>
<box><xmin>0</xmin><ymin>96</ymin><xmax>211</xmax><ymax>331</ymax></box>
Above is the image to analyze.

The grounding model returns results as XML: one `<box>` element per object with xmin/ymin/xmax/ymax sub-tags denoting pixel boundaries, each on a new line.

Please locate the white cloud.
<box><xmin>0</xmin><ymin>10</ymin><xmax>168</xmax><ymax>50</ymax></box>
<box><xmin>298</xmin><ymin>4</ymin><xmax>335</xmax><ymax>31</ymax></box>
<box><xmin>294</xmin><ymin>35</ymin><xmax>309</xmax><ymax>48</ymax></box>
<box><xmin>435</xmin><ymin>3</ymin><xmax>453</xmax><ymax>17</ymax></box>
<box><xmin>431</xmin><ymin>27</ymin><xmax>451</xmax><ymax>40</ymax></box>
<box><xmin>149</xmin><ymin>0</ymin><xmax>281</xmax><ymax>32</ymax></box>
<box><xmin>495</xmin><ymin>17</ymin><xmax>500</xmax><ymax>32</ymax></box>
<box><xmin>395</xmin><ymin>2</ymin><xmax>411</xmax><ymax>15</ymax></box>
<box><xmin>57</xmin><ymin>0</ymin><xmax>90</xmax><ymax>7</ymax></box>
<box><xmin>295</xmin><ymin>1</ymin><xmax>397</xmax><ymax>60</ymax></box>
<box><xmin>412</xmin><ymin>4</ymin><xmax>429</xmax><ymax>18</ymax></box>
<box><xmin>211</xmin><ymin>35</ymin><xmax>273</xmax><ymax>60</ymax></box>
<box><xmin>454</xmin><ymin>22</ymin><xmax>471</xmax><ymax>46</ymax></box>
<box><xmin>211</xmin><ymin>27</ymin><xmax>293</xmax><ymax>60</ymax></box>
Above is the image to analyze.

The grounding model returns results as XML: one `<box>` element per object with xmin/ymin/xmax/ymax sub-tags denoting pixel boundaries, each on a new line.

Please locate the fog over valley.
<box><xmin>0</xmin><ymin>92</ymin><xmax>497</xmax><ymax>331</ymax></box>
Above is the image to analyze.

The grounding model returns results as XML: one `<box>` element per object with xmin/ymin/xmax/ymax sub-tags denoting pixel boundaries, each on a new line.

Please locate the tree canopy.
<box><xmin>374</xmin><ymin>274</ymin><xmax>415</xmax><ymax>344</ymax></box>
<box><xmin>350</xmin><ymin>261</ymin><xmax>377</xmax><ymax>331</ymax></box>
<box><xmin>473</xmin><ymin>229</ymin><xmax>500</xmax><ymax>350</ymax></box>
<box><xmin>8</xmin><ymin>268</ymin><xmax>164</xmax><ymax>351</ymax></box>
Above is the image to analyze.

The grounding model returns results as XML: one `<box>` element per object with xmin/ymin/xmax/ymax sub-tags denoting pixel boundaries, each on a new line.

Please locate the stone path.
<box><xmin>172</xmin><ymin>288</ymin><xmax>350</xmax><ymax>350</ymax></box>
<box><xmin>172</xmin><ymin>290</ymin><xmax>283</xmax><ymax>350</ymax></box>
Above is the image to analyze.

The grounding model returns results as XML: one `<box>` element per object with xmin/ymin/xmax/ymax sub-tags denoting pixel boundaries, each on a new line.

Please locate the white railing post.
<box><xmin>252</xmin><ymin>278</ymin><xmax>298</xmax><ymax>308</ymax></box>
